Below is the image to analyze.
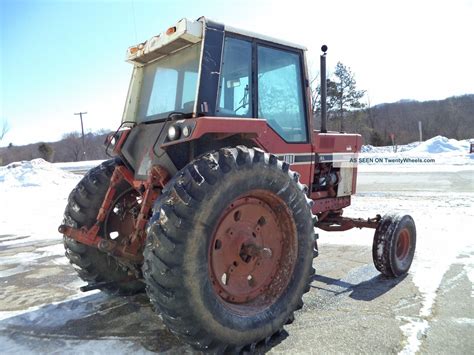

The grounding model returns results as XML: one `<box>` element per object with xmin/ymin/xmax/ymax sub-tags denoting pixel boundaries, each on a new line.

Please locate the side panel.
<box><xmin>160</xmin><ymin>116</ymin><xmax>313</xmax><ymax>187</ymax></box>
<box><xmin>191</xmin><ymin>117</ymin><xmax>267</xmax><ymax>139</ymax></box>
<box><xmin>313</xmin><ymin>132</ymin><xmax>362</xmax><ymax>154</ymax></box>
<box><xmin>121</xmin><ymin>122</ymin><xmax>178</xmax><ymax>180</ymax></box>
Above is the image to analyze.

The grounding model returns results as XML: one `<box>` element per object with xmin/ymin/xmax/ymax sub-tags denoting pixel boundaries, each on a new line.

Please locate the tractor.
<box><xmin>59</xmin><ymin>17</ymin><xmax>416</xmax><ymax>353</ymax></box>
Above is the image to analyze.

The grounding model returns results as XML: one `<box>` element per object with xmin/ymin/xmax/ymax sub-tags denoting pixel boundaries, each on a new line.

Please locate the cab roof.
<box><xmin>126</xmin><ymin>17</ymin><xmax>307</xmax><ymax>65</ymax></box>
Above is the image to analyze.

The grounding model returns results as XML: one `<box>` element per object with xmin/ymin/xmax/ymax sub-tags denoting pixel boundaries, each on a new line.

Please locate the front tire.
<box><xmin>143</xmin><ymin>146</ymin><xmax>316</xmax><ymax>352</ymax></box>
<box><xmin>372</xmin><ymin>213</ymin><xmax>416</xmax><ymax>277</ymax></box>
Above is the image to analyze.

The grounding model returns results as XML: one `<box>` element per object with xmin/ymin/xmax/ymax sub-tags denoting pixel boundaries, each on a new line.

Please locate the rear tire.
<box><xmin>143</xmin><ymin>146</ymin><xmax>316</xmax><ymax>352</ymax></box>
<box><xmin>62</xmin><ymin>158</ymin><xmax>145</xmax><ymax>295</ymax></box>
<box><xmin>372</xmin><ymin>213</ymin><xmax>416</xmax><ymax>277</ymax></box>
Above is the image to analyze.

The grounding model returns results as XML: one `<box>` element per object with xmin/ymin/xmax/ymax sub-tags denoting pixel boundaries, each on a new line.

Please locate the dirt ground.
<box><xmin>0</xmin><ymin>170</ymin><xmax>473</xmax><ymax>354</ymax></box>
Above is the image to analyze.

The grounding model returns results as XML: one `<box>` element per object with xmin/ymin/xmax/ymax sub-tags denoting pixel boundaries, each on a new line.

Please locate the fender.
<box><xmin>160</xmin><ymin>116</ymin><xmax>268</xmax><ymax>147</ymax></box>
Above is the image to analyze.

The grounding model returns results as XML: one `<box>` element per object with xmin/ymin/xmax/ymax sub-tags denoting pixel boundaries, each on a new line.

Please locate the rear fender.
<box><xmin>160</xmin><ymin>117</ymin><xmax>268</xmax><ymax>147</ymax></box>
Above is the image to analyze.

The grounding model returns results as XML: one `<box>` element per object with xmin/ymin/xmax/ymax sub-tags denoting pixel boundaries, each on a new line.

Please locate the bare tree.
<box><xmin>62</xmin><ymin>132</ymin><xmax>84</xmax><ymax>162</ymax></box>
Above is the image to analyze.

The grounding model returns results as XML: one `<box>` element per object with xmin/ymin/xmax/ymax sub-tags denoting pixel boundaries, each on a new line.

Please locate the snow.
<box><xmin>1</xmin><ymin>159</ymin><xmax>78</xmax><ymax>188</ymax></box>
<box><xmin>397</xmin><ymin>316</ymin><xmax>429</xmax><ymax>355</ymax></box>
<box><xmin>362</xmin><ymin>141</ymin><xmax>421</xmax><ymax>153</ymax></box>
<box><xmin>362</xmin><ymin>135</ymin><xmax>473</xmax><ymax>154</ymax></box>
<box><xmin>0</xmin><ymin>159</ymin><xmax>81</xmax><ymax>242</ymax></box>
<box><xmin>411</xmin><ymin>135</ymin><xmax>471</xmax><ymax>154</ymax></box>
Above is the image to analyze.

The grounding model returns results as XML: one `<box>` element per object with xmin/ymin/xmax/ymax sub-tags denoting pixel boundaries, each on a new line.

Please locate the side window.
<box><xmin>257</xmin><ymin>46</ymin><xmax>307</xmax><ymax>142</ymax></box>
<box><xmin>146</xmin><ymin>68</ymin><xmax>178</xmax><ymax>115</ymax></box>
<box><xmin>217</xmin><ymin>37</ymin><xmax>252</xmax><ymax>117</ymax></box>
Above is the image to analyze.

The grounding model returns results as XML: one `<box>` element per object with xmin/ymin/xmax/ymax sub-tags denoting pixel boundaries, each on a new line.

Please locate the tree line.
<box><xmin>311</xmin><ymin>62</ymin><xmax>474</xmax><ymax>145</ymax></box>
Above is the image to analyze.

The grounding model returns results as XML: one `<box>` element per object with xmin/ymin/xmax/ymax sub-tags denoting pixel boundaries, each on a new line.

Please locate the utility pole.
<box><xmin>74</xmin><ymin>112</ymin><xmax>87</xmax><ymax>160</ymax></box>
<box><xmin>418</xmin><ymin>121</ymin><xmax>422</xmax><ymax>142</ymax></box>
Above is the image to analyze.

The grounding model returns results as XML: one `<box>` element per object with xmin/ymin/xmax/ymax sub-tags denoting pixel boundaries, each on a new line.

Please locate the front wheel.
<box><xmin>372</xmin><ymin>213</ymin><xmax>416</xmax><ymax>277</ymax></box>
<box><xmin>142</xmin><ymin>146</ymin><xmax>316</xmax><ymax>352</ymax></box>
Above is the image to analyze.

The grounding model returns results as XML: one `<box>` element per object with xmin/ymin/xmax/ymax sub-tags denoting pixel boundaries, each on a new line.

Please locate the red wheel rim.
<box><xmin>209</xmin><ymin>190</ymin><xmax>297</xmax><ymax>312</ymax></box>
<box><xmin>396</xmin><ymin>228</ymin><xmax>411</xmax><ymax>261</ymax></box>
<box><xmin>105</xmin><ymin>188</ymin><xmax>141</xmax><ymax>243</ymax></box>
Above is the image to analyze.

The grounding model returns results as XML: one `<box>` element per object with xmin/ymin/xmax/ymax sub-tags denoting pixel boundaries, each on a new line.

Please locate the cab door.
<box><xmin>254</xmin><ymin>44</ymin><xmax>314</xmax><ymax>186</ymax></box>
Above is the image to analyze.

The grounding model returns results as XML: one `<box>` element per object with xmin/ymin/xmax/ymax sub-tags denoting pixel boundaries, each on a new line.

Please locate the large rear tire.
<box><xmin>62</xmin><ymin>158</ymin><xmax>145</xmax><ymax>295</ymax></box>
<box><xmin>143</xmin><ymin>146</ymin><xmax>316</xmax><ymax>352</ymax></box>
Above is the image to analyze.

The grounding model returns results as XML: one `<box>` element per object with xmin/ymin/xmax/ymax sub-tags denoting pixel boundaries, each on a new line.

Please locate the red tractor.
<box><xmin>59</xmin><ymin>17</ymin><xmax>416</xmax><ymax>353</ymax></box>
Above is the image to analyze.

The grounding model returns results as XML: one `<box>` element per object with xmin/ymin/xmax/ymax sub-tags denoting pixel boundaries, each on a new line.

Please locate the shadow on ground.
<box><xmin>0</xmin><ymin>292</ymin><xmax>184</xmax><ymax>353</ymax></box>
<box><xmin>312</xmin><ymin>271</ymin><xmax>407</xmax><ymax>301</ymax></box>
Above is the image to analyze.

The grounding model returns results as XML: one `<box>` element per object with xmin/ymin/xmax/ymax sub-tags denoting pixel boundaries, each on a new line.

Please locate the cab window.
<box><xmin>257</xmin><ymin>46</ymin><xmax>307</xmax><ymax>142</ymax></box>
<box><xmin>217</xmin><ymin>37</ymin><xmax>252</xmax><ymax>117</ymax></box>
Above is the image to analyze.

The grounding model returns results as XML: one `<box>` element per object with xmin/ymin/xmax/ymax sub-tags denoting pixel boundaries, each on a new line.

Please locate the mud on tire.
<box><xmin>63</xmin><ymin>158</ymin><xmax>145</xmax><ymax>295</ymax></box>
<box><xmin>142</xmin><ymin>146</ymin><xmax>316</xmax><ymax>352</ymax></box>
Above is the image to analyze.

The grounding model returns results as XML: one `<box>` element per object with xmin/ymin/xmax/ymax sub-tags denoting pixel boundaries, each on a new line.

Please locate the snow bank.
<box><xmin>362</xmin><ymin>135</ymin><xmax>473</xmax><ymax>154</ymax></box>
<box><xmin>411</xmin><ymin>135</ymin><xmax>471</xmax><ymax>154</ymax></box>
<box><xmin>0</xmin><ymin>159</ymin><xmax>81</xmax><ymax>241</ymax></box>
<box><xmin>0</xmin><ymin>159</ymin><xmax>78</xmax><ymax>188</ymax></box>
<box><xmin>359</xmin><ymin>136</ymin><xmax>474</xmax><ymax>172</ymax></box>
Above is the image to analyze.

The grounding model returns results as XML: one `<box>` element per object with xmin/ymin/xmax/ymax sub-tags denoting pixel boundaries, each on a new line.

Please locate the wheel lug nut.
<box><xmin>261</xmin><ymin>247</ymin><xmax>272</xmax><ymax>259</ymax></box>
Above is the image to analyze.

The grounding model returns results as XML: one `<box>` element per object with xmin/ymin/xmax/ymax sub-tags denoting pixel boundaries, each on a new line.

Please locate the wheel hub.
<box><xmin>209</xmin><ymin>192</ymin><xmax>296</xmax><ymax>307</ymax></box>
<box><xmin>105</xmin><ymin>189</ymin><xmax>141</xmax><ymax>244</ymax></box>
<box><xmin>396</xmin><ymin>228</ymin><xmax>411</xmax><ymax>260</ymax></box>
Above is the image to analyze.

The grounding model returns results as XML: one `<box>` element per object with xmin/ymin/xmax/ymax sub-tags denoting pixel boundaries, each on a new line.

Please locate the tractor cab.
<box><xmin>119</xmin><ymin>17</ymin><xmax>360</xmax><ymax>200</ymax></box>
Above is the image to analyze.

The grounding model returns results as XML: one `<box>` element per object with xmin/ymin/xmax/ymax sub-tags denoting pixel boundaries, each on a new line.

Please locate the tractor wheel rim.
<box><xmin>209</xmin><ymin>190</ymin><xmax>297</xmax><ymax>310</ymax></box>
<box><xmin>105</xmin><ymin>188</ymin><xmax>141</xmax><ymax>243</ymax></box>
<box><xmin>396</xmin><ymin>228</ymin><xmax>411</xmax><ymax>260</ymax></box>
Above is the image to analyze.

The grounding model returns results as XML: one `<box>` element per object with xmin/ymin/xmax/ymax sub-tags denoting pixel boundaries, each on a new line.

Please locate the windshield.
<box><xmin>137</xmin><ymin>43</ymin><xmax>201</xmax><ymax>122</ymax></box>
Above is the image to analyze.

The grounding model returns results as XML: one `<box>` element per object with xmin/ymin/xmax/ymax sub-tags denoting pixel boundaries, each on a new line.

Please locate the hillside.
<box><xmin>317</xmin><ymin>94</ymin><xmax>474</xmax><ymax>145</ymax></box>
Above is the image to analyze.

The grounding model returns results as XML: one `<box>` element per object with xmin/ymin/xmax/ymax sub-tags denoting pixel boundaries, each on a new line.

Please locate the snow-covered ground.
<box><xmin>0</xmin><ymin>159</ymin><xmax>80</xmax><ymax>242</ymax></box>
<box><xmin>0</xmin><ymin>136</ymin><xmax>473</xmax><ymax>354</ymax></box>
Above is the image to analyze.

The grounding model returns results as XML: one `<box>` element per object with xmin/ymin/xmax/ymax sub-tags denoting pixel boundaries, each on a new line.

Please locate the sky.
<box><xmin>1</xmin><ymin>0</ymin><xmax>473</xmax><ymax>146</ymax></box>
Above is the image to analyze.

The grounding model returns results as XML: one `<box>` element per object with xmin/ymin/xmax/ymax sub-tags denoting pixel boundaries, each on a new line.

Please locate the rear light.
<box><xmin>128</xmin><ymin>43</ymin><xmax>144</xmax><ymax>55</ymax></box>
<box><xmin>166</xmin><ymin>26</ymin><xmax>176</xmax><ymax>35</ymax></box>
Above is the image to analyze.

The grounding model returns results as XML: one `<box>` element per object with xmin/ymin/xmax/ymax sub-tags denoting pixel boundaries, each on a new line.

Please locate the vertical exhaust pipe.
<box><xmin>320</xmin><ymin>45</ymin><xmax>328</xmax><ymax>133</ymax></box>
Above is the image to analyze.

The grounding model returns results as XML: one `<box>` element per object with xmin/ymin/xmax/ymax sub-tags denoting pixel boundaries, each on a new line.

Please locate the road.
<box><xmin>0</xmin><ymin>169</ymin><xmax>473</xmax><ymax>354</ymax></box>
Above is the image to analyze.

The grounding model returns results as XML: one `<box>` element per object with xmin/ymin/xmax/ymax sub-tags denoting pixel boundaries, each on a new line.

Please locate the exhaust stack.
<box><xmin>320</xmin><ymin>45</ymin><xmax>328</xmax><ymax>133</ymax></box>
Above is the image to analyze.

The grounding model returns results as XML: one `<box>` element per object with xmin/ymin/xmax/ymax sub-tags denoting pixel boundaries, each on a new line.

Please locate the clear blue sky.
<box><xmin>1</xmin><ymin>0</ymin><xmax>473</xmax><ymax>146</ymax></box>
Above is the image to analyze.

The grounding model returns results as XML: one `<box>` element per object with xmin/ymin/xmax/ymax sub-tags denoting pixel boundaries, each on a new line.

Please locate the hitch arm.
<box><xmin>316</xmin><ymin>215</ymin><xmax>381</xmax><ymax>232</ymax></box>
